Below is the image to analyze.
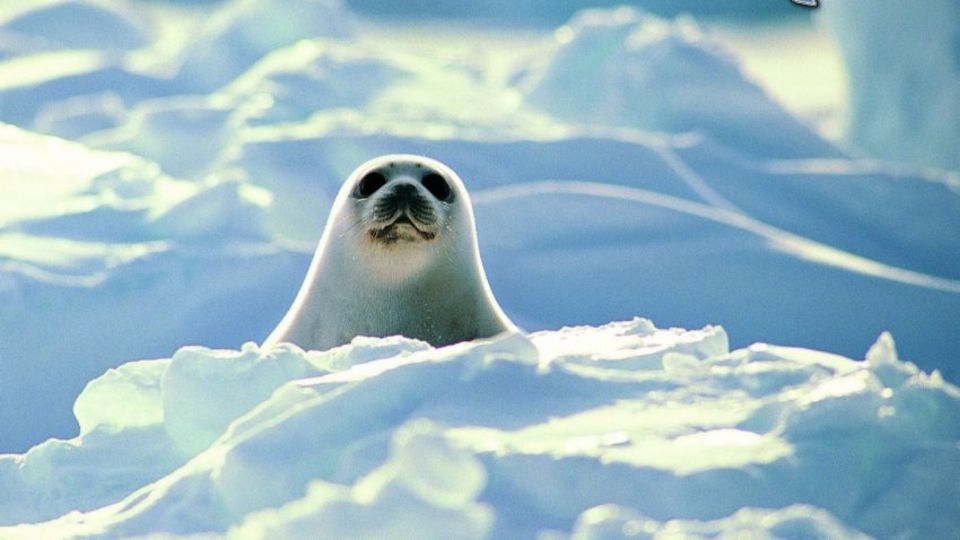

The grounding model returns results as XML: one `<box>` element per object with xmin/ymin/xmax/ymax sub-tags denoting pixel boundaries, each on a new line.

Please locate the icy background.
<box><xmin>1</xmin><ymin>0</ymin><xmax>958</xmax><ymax>538</ymax></box>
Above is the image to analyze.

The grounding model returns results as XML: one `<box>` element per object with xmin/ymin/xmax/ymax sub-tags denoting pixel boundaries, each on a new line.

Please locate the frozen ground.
<box><xmin>0</xmin><ymin>1</ymin><xmax>958</xmax><ymax>537</ymax></box>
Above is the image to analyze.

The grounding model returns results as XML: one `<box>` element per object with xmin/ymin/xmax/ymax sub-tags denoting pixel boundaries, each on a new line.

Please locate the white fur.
<box><xmin>264</xmin><ymin>154</ymin><xmax>515</xmax><ymax>351</ymax></box>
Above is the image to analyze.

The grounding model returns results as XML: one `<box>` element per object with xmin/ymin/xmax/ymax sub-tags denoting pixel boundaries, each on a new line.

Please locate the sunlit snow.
<box><xmin>2</xmin><ymin>321</ymin><xmax>957</xmax><ymax>538</ymax></box>
<box><xmin>1</xmin><ymin>0</ymin><xmax>958</xmax><ymax>538</ymax></box>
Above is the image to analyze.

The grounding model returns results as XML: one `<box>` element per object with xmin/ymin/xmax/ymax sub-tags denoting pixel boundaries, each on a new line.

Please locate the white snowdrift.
<box><xmin>1</xmin><ymin>320</ymin><xmax>957</xmax><ymax>539</ymax></box>
<box><xmin>0</xmin><ymin>0</ymin><xmax>149</xmax><ymax>55</ymax></box>
<box><xmin>171</xmin><ymin>0</ymin><xmax>355</xmax><ymax>92</ymax></box>
<box><xmin>821</xmin><ymin>1</ymin><xmax>960</xmax><ymax>173</ymax></box>
<box><xmin>523</xmin><ymin>7</ymin><xmax>840</xmax><ymax>159</ymax></box>
<box><xmin>1</xmin><ymin>0</ymin><xmax>958</xmax><ymax>481</ymax></box>
<box><xmin>0</xmin><ymin>123</ymin><xmax>300</xmax><ymax>450</ymax></box>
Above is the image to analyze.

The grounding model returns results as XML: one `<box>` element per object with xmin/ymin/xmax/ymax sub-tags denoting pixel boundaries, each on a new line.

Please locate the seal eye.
<box><xmin>356</xmin><ymin>172</ymin><xmax>387</xmax><ymax>198</ymax></box>
<box><xmin>421</xmin><ymin>173</ymin><xmax>451</xmax><ymax>201</ymax></box>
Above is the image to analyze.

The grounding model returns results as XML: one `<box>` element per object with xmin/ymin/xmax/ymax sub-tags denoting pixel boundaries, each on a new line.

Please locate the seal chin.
<box><xmin>369</xmin><ymin>215</ymin><xmax>437</xmax><ymax>244</ymax></box>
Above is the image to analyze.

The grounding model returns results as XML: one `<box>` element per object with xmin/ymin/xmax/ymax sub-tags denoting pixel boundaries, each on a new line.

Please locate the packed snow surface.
<box><xmin>2</xmin><ymin>319</ymin><xmax>957</xmax><ymax>538</ymax></box>
<box><xmin>1</xmin><ymin>0</ymin><xmax>959</xmax><ymax>537</ymax></box>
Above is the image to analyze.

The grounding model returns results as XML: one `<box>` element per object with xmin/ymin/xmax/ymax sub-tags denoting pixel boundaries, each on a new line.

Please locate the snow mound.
<box><xmin>0</xmin><ymin>0</ymin><xmax>149</xmax><ymax>54</ymax></box>
<box><xmin>821</xmin><ymin>1</ymin><xmax>960</xmax><ymax>172</ymax></box>
<box><xmin>0</xmin><ymin>123</ymin><xmax>189</xmax><ymax>232</ymax></box>
<box><xmin>221</xmin><ymin>39</ymin><xmax>404</xmax><ymax>125</ymax></box>
<box><xmin>0</xmin><ymin>60</ymin><xmax>170</xmax><ymax>128</ymax></box>
<box><xmin>0</xmin><ymin>124</ymin><xmax>297</xmax><ymax>450</ymax></box>
<box><xmin>570</xmin><ymin>504</ymin><xmax>869</xmax><ymax>540</ymax></box>
<box><xmin>524</xmin><ymin>7</ymin><xmax>839</xmax><ymax>159</ymax></box>
<box><xmin>89</xmin><ymin>96</ymin><xmax>240</xmax><ymax>179</ymax></box>
<box><xmin>1</xmin><ymin>320</ymin><xmax>957</xmax><ymax>539</ymax></box>
<box><xmin>231</xmin><ymin>419</ymin><xmax>494</xmax><ymax>540</ymax></box>
<box><xmin>344</xmin><ymin>0</ymin><xmax>804</xmax><ymax>25</ymax></box>
<box><xmin>173</xmin><ymin>0</ymin><xmax>355</xmax><ymax>92</ymax></box>
<box><xmin>2</xmin><ymin>0</ymin><xmax>959</xmax><ymax>464</ymax></box>
<box><xmin>32</xmin><ymin>92</ymin><xmax>129</xmax><ymax>140</ymax></box>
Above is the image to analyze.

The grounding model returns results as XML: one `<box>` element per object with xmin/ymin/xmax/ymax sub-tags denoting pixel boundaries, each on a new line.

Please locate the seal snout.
<box><xmin>367</xmin><ymin>181</ymin><xmax>439</xmax><ymax>243</ymax></box>
<box><xmin>374</xmin><ymin>182</ymin><xmax>437</xmax><ymax>226</ymax></box>
<box><xmin>351</xmin><ymin>159</ymin><xmax>456</xmax><ymax>246</ymax></box>
<box><xmin>390</xmin><ymin>182</ymin><xmax>419</xmax><ymax>200</ymax></box>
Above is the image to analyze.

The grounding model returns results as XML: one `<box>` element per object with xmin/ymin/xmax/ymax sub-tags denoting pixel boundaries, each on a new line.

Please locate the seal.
<box><xmin>264</xmin><ymin>154</ymin><xmax>516</xmax><ymax>351</ymax></box>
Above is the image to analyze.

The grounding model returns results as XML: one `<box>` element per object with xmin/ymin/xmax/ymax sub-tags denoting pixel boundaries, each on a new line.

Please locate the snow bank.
<box><xmin>2</xmin><ymin>0</ymin><xmax>958</xmax><ymax>461</ymax></box>
<box><xmin>0</xmin><ymin>124</ymin><xmax>301</xmax><ymax>450</ymax></box>
<box><xmin>1</xmin><ymin>320</ymin><xmax>957</xmax><ymax>539</ymax></box>
<box><xmin>524</xmin><ymin>7</ymin><xmax>839</xmax><ymax>159</ymax></box>
<box><xmin>89</xmin><ymin>96</ymin><xmax>240</xmax><ymax>179</ymax></box>
<box><xmin>172</xmin><ymin>0</ymin><xmax>355</xmax><ymax>92</ymax></box>
<box><xmin>344</xmin><ymin>0</ymin><xmax>806</xmax><ymax>25</ymax></box>
<box><xmin>0</xmin><ymin>59</ymin><xmax>171</xmax><ymax>128</ymax></box>
<box><xmin>220</xmin><ymin>39</ymin><xmax>404</xmax><ymax>125</ymax></box>
<box><xmin>0</xmin><ymin>0</ymin><xmax>149</xmax><ymax>54</ymax></box>
<box><xmin>821</xmin><ymin>1</ymin><xmax>960</xmax><ymax>172</ymax></box>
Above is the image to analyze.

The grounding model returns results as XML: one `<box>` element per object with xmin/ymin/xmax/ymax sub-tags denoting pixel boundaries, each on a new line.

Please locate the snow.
<box><xmin>171</xmin><ymin>0</ymin><xmax>355</xmax><ymax>92</ymax></box>
<box><xmin>1</xmin><ymin>0</ymin><xmax>959</xmax><ymax>537</ymax></box>
<box><xmin>820</xmin><ymin>1</ymin><xmax>960</xmax><ymax>172</ymax></box>
<box><xmin>1</xmin><ymin>321</ymin><xmax>958</xmax><ymax>538</ymax></box>
<box><xmin>343</xmin><ymin>0</ymin><xmax>810</xmax><ymax>25</ymax></box>
<box><xmin>523</xmin><ymin>7</ymin><xmax>840</xmax><ymax>159</ymax></box>
<box><xmin>0</xmin><ymin>0</ymin><xmax>149</xmax><ymax>54</ymax></box>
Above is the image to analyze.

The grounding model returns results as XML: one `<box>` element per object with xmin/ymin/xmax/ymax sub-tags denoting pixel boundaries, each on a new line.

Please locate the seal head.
<box><xmin>264</xmin><ymin>154</ymin><xmax>515</xmax><ymax>350</ymax></box>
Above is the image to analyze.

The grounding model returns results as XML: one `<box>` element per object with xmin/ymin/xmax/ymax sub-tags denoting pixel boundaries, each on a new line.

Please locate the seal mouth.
<box><xmin>369</xmin><ymin>215</ymin><xmax>437</xmax><ymax>243</ymax></box>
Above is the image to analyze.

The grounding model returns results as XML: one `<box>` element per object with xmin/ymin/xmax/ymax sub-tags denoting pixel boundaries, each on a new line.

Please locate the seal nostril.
<box><xmin>388</xmin><ymin>183</ymin><xmax>421</xmax><ymax>206</ymax></box>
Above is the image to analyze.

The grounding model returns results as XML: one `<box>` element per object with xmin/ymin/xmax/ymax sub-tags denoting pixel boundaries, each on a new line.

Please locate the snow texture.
<box><xmin>821</xmin><ymin>1</ymin><xmax>960</xmax><ymax>173</ymax></box>
<box><xmin>0</xmin><ymin>0</ymin><xmax>956</xmax><ymax>452</ymax></box>
<box><xmin>344</xmin><ymin>0</ymin><xmax>809</xmax><ymax>25</ymax></box>
<box><xmin>523</xmin><ymin>7</ymin><xmax>840</xmax><ymax>159</ymax></box>
<box><xmin>1</xmin><ymin>1</ymin><xmax>959</xmax><ymax>537</ymax></box>
<box><xmin>0</xmin><ymin>0</ymin><xmax>149</xmax><ymax>54</ymax></box>
<box><xmin>1</xmin><ymin>321</ymin><xmax>958</xmax><ymax>539</ymax></box>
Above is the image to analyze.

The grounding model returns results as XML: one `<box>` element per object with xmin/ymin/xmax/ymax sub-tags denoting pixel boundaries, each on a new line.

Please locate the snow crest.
<box><xmin>523</xmin><ymin>7</ymin><xmax>840</xmax><ymax>159</ymax></box>
<box><xmin>2</xmin><ymin>320</ymin><xmax>958</xmax><ymax>538</ymax></box>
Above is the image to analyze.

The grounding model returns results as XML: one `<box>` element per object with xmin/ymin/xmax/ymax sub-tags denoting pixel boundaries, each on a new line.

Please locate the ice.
<box><xmin>148</xmin><ymin>175</ymin><xmax>273</xmax><ymax>240</ymax></box>
<box><xmin>0</xmin><ymin>59</ymin><xmax>172</xmax><ymax>128</ymax></box>
<box><xmin>1</xmin><ymin>320</ymin><xmax>958</xmax><ymax>538</ymax></box>
<box><xmin>162</xmin><ymin>343</ymin><xmax>314</xmax><ymax>455</ymax></box>
<box><xmin>344</xmin><ymin>0</ymin><xmax>807</xmax><ymax>25</ymax></box>
<box><xmin>530</xmin><ymin>317</ymin><xmax>728</xmax><ymax>370</ymax></box>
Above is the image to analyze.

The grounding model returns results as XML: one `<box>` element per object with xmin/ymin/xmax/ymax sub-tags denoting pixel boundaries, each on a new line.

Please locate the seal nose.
<box><xmin>389</xmin><ymin>182</ymin><xmax>420</xmax><ymax>205</ymax></box>
<box><xmin>379</xmin><ymin>180</ymin><xmax>435</xmax><ymax>225</ymax></box>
